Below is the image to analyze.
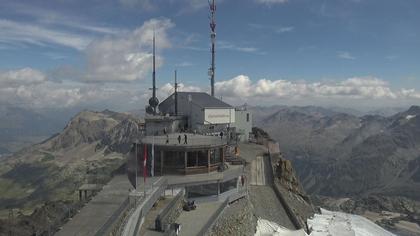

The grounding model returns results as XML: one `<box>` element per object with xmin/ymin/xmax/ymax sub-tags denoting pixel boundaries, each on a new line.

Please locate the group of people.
<box><xmin>177</xmin><ymin>134</ymin><xmax>188</xmax><ymax>144</ymax></box>
<box><xmin>163</xmin><ymin>127</ymin><xmax>225</xmax><ymax>145</ymax></box>
<box><xmin>164</xmin><ymin>127</ymin><xmax>188</xmax><ymax>144</ymax></box>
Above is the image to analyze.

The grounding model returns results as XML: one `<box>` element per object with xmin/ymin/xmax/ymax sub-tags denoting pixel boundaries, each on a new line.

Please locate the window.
<box><xmin>246</xmin><ymin>113</ymin><xmax>250</xmax><ymax>122</ymax></box>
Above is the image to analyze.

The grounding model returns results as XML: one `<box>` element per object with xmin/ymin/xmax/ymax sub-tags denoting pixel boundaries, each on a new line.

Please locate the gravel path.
<box><xmin>176</xmin><ymin>201</ymin><xmax>223</xmax><ymax>236</ymax></box>
<box><xmin>249</xmin><ymin>185</ymin><xmax>296</xmax><ymax>230</ymax></box>
<box><xmin>209</xmin><ymin>198</ymin><xmax>257</xmax><ymax>236</ymax></box>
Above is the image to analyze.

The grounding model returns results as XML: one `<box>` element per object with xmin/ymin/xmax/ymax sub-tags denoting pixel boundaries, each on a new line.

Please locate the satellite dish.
<box><xmin>146</xmin><ymin>105</ymin><xmax>154</xmax><ymax>114</ymax></box>
<box><xmin>149</xmin><ymin>97</ymin><xmax>159</xmax><ymax>107</ymax></box>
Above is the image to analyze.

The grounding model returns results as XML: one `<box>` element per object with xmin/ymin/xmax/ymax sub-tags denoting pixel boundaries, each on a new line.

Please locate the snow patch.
<box><xmin>308</xmin><ymin>209</ymin><xmax>395</xmax><ymax>236</ymax></box>
<box><xmin>255</xmin><ymin>218</ymin><xmax>307</xmax><ymax>236</ymax></box>
<box><xmin>255</xmin><ymin>209</ymin><xmax>395</xmax><ymax>236</ymax></box>
<box><xmin>406</xmin><ymin>115</ymin><xmax>416</xmax><ymax>120</ymax></box>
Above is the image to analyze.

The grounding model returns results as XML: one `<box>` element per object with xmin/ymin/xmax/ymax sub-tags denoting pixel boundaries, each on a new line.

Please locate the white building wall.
<box><xmin>204</xmin><ymin>108</ymin><xmax>235</xmax><ymax>125</ymax></box>
<box><xmin>234</xmin><ymin>110</ymin><xmax>253</xmax><ymax>142</ymax></box>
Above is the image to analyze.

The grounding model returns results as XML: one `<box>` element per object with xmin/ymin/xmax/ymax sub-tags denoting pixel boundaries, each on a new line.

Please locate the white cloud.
<box><xmin>215</xmin><ymin>75</ymin><xmax>420</xmax><ymax>105</ymax></box>
<box><xmin>255</xmin><ymin>0</ymin><xmax>288</xmax><ymax>5</ymax></box>
<box><xmin>276</xmin><ymin>26</ymin><xmax>294</xmax><ymax>33</ymax></box>
<box><xmin>249</xmin><ymin>23</ymin><xmax>294</xmax><ymax>34</ymax></box>
<box><xmin>0</xmin><ymin>68</ymin><xmax>151</xmax><ymax>109</ymax></box>
<box><xmin>0</xmin><ymin>3</ymin><xmax>124</xmax><ymax>51</ymax></box>
<box><xmin>119</xmin><ymin>0</ymin><xmax>155</xmax><ymax>10</ymax></box>
<box><xmin>0</xmin><ymin>68</ymin><xmax>46</xmax><ymax>87</ymax></box>
<box><xmin>85</xmin><ymin>18</ymin><xmax>174</xmax><ymax>82</ymax></box>
<box><xmin>119</xmin><ymin>0</ymin><xmax>216</xmax><ymax>13</ymax></box>
<box><xmin>218</xmin><ymin>41</ymin><xmax>260</xmax><ymax>53</ymax></box>
<box><xmin>9</xmin><ymin>3</ymin><xmax>122</xmax><ymax>36</ymax></box>
<box><xmin>175</xmin><ymin>62</ymin><xmax>194</xmax><ymax>67</ymax></box>
<box><xmin>2</xmin><ymin>68</ymin><xmax>420</xmax><ymax>110</ymax></box>
<box><xmin>0</xmin><ymin>19</ymin><xmax>92</xmax><ymax>50</ymax></box>
<box><xmin>338</xmin><ymin>51</ymin><xmax>356</xmax><ymax>60</ymax></box>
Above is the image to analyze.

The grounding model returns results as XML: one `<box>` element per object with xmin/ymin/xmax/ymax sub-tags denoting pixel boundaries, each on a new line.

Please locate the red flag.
<box><xmin>143</xmin><ymin>144</ymin><xmax>147</xmax><ymax>184</ymax></box>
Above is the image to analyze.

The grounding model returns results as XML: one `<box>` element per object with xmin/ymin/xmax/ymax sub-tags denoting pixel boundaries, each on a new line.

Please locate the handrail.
<box><xmin>121</xmin><ymin>178</ymin><xmax>168</xmax><ymax>236</ymax></box>
<box><xmin>155</xmin><ymin>189</ymin><xmax>185</xmax><ymax>232</ymax></box>
<box><xmin>197</xmin><ymin>198</ymin><xmax>229</xmax><ymax>236</ymax></box>
<box><xmin>95</xmin><ymin>197</ymin><xmax>130</xmax><ymax>236</ymax></box>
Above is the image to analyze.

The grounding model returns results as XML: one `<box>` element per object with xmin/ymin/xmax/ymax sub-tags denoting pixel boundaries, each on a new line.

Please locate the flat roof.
<box><xmin>141</xmin><ymin>133</ymin><xmax>226</xmax><ymax>149</ymax></box>
<box><xmin>159</xmin><ymin>92</ymin><xmax>233</xmax><ymax>109</ymax></box>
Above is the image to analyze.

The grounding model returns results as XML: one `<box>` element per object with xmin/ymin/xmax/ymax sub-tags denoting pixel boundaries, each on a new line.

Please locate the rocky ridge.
<box><xmin>0</xmin><ymin>110</ymin><xmax>143</xmax><ymax>235</ymax></box>
<box><xmin>254</xmin><ymin>105</ymin><xmax>420</xmax><ymax>200</ymax></box>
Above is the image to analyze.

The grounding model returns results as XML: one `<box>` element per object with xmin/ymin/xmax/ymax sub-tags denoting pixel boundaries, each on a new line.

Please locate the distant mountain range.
<box><xmin>0</xmin><ymin>104</ymin><xmax>416</xmax><ymax>211</ymax></box>
<box><xmin>0</xmin><ymin>106</ymin><xmax>78</xmax><ymax>155</ymax></box>
<box><xmin>0</xmin><ymin>110</ymin><xmax>142</xmax><ymax>214</ymax></box>
<box><xmin>0</xmin><ymin>106</ymin><xmax>144</xmax><ymax>155</ymax></box>
<box><xmin>252</xmin><ymin>105</ymin><xmax>420</xmax><ymax>200</ymax></box>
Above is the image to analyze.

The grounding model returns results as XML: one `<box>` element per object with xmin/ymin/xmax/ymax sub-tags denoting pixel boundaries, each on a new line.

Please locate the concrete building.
<box><xmin>233</xmin><ymin>107</ymin><xmax>253</xmax><ymax>142</ymax></box>
<box><xmin>144</xmin><ymin>115</ymin><xmax>186</xmax><ymax>136</ymax></box>
<box><xmin>159</xmin><ymin>92</ymin><xmax>235</xmax><ymax>134</ymax></box>
<box><xmin>127</xmin><ymin>133</ymin><xmax>246</xmax><ymax>202</ymax></box>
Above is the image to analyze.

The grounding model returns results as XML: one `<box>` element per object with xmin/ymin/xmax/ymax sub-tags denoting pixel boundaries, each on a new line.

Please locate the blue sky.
<box><xmin>0</xmin><ymin>0</ymin><xmax>420</xmax><ymax>110</ymax></box>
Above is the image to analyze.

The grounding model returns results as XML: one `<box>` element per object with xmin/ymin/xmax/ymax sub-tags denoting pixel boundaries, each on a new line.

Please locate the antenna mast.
<box><xmin>209</xmin><ymin>0</ymin><xmax>216</xmax><ymax>97</ymax></box>
<box><xmin>152</xmin><ymin>32</ymin><xmax>156</xmax><ymax>111</ymax></box>
<box><xmin>174</xmin><ymin>70</ymin><xmax>178</xmax><ymax>116</ymax></box>
<box><xmin>147</xmin><ymin>31</ymin><xmax>159</xmax><ymax>115</ymax></box>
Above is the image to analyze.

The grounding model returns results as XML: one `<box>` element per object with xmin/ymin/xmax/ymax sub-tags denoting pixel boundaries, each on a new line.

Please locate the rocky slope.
<box><xmin>0</xmin><ymin>110</ymin><xmax>143</xmax><ymax>218</ymax></box>
<box><xmin>254</xmin><ymin>105</ymin><xmax>420</xmax><ymax>200</ymax></box>
<box><xmin>0</xmin><ymin>106</ymin><xmax>72</xmax><ymax>155</ymax></box>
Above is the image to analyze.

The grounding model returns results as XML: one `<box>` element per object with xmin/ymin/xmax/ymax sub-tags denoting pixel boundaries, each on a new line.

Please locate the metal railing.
<box><xmin>142</xmin><ymin>134</ymin><xmax>226</xmax><ymax>147</ymax></box>
<box><xmin>95</xmin><ymin>197</ymin><xmax>130</xmax><ymax>236</ymax></box>
<box><xmin>155</xmin><ymin>189</ymin><xmax>185</xmax><ymax>232</ymax></box>
<box><xmin>121</xmin><ymin>178</ymin><xmax>168</xmax><ymax>236</ymax></box>
<box><xmin>197</xmin><ymin>198</ymin><xmax>229</xmax><ymax>236</ymax></box>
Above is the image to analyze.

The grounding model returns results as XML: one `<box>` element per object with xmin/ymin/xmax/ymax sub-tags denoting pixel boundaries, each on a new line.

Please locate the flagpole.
<box><xmin>135</xmin><ymin>143</ymin><xmax>138</xmax><ymax>190</ymax></box>
<box><xmin>144</xmin><ymin>144</ymin><xmax>147</xmax><ymax>196</ymax></box>
<box><xmin>151</xmin><ymin>136</ymin><xmax>155</xmax><ymax>178</ymax></box>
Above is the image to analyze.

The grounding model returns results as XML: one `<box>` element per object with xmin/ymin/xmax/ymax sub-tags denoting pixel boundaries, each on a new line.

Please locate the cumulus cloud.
<box><xmin>215</xmin><ymin>75</ymin><xmax>420</xmax><ymax>104</ymax></box>
<box><xmin>0</xmin><ymin>68</ymin><xmax>149</xmax><ymax>109</ymax></box>
<box><xmin>2</xmin><ymin>67</ymin><xmax>420</xmax><ymax>110</ymax></box>
<box><xmin>85</xmin><ymin>18</ymin><xmax>174</xmax><ymax>82</ymax></box>
<box><xmin>0</xmin><ymin>68</ymin><xmax>46</xmax><ymax>87</ymax></box>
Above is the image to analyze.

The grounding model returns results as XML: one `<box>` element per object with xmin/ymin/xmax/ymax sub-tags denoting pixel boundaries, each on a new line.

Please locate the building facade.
<box><xmin>233</xmin><ymin>108</ymin><xmax>253</xmax><ymax>142</ymax></box>
<box><xmin>158</xmin><ymin>92</ymin><xmax>235</xmax><ymax>134</ymax></box>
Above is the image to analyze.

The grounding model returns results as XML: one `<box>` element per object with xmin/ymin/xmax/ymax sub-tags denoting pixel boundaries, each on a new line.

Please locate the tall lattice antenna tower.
<box><xmin>208</xmin><ymin>0</ymin><xmax>216</xmax><ymax>97</ymax></box>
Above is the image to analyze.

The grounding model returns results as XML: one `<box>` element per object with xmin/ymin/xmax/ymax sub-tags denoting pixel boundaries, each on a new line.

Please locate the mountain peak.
<box><xmin>407</xmin><ymin>106</ymin><xmax>420</xmax><ymax>115</ymax></box>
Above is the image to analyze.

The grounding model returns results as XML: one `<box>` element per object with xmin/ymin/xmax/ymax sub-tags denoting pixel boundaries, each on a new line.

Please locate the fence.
<box><xmin>197</xmin><ymin>198</ymin><xmax>229</xmax><ymax>236</ymax></box>
<box><xmin>122</xmin><ymin>178</ymin><xmax>168</xmax><ymax>236</ymax></box>
<box><xmin>94</xmin><ymin>197</ymin><xmax>130</xmax><ymax>236</ymax></box>
<box><xmin>155</xmin><ymin>189</ymin><xmax>185</xmax><ymax>232</ymax></box>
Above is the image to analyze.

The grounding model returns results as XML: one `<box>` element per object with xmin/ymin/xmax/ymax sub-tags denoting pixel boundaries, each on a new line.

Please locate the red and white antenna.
<box><xmin>208</xmin><ymin>0</ymin><xmax>216</xmax><ymax>97</ymax></box>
